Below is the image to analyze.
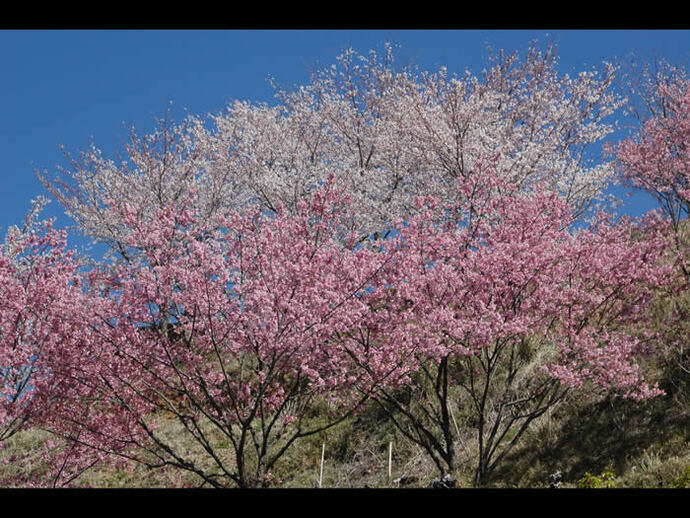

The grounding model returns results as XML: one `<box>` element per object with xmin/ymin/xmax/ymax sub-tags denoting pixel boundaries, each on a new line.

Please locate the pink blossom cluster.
<box><xmin>615</xmin><ymin>80</ymin><xmax>690</xmax><ymax>206</ymax></box>
<box><xmin>0</xmin><ymin>219</ymin><xmax>83</xmax><ymax>442</ymax></box>
<box><xmin>612</xmin><ymin>79</ymin><xmax>690</xmax><ymax>281</ymax></box>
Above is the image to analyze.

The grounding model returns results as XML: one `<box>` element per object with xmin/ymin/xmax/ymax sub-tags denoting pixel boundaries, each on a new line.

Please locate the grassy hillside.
<box><xmin>2</xmin><ymin>380</ymin><xmax>688</xmax><ymax>488</ymax></box>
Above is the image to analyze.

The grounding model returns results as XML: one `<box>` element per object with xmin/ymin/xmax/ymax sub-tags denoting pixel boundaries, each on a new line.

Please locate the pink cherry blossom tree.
<box><xmin>0</xmin><ymin>198</ymin><xmax>84</xmax><ymax>443</ymax></box>
<box><xmin>333</xmin><ymin>170</ymin><xmax>674</xmax><ymax>485</ymax></box>
<box><xmin>612</xmin><ymin>76</ymin><xmax>690</xmax><ymax>281</ymax></box>
<box><xmin>38</xmin><ymin>179</ymin><xmax>398</xmax><ymax>487</ymax></box>
<box><xmin>0</xmin><ymin>199</ymin><xmax>108</xmax><ymax>487</ymax></box>
<box><xmin>611</xmin><ymin>68</ymin><xmax>690</xmax><ymax>394</ymax></box>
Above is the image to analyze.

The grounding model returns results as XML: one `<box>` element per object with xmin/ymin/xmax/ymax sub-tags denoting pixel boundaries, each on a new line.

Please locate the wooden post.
<box><xmin>318</xmin><ymin>442</ymin><xmax>325</xmax><ymax>488</ymax></box>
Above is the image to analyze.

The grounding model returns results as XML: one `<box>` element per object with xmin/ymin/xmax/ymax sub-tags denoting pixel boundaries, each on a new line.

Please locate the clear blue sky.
<box><xmin>1</xmin><ymin>30</ymin><xmax>689</xmax><ymax>253</ymax></box>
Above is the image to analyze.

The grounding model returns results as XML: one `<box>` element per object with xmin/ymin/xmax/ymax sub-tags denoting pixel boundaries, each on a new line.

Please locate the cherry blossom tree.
<box><xmin>38</xmin><ymin>179</ymin><xmax>398</xmax><ymax>487</ymax></box>
<box><xmin>0</xmin><ymin>198</ymin><xmax>84</xmax><ymax>443</ymax></box>
<box><xmin>611</xmin><ymin>69</ymin><xmax>690</xmax><ymax>395</ymax></box>
<box><xmin>0</xmin><ymin>199</ymin><xmax>110</xmax><ymax>488</ymax></box>
<box><xmin>612</xmin><ymin>76</ymin><xmax>690</xmax><ymax>281</ymax></box>
<box><xmin>333</xmin><ymin>169</ymin><xmax>673</xmax><ymax>485</ymax></box>
<box><xmin>39</xmin><ymin>43</ymin><xmax>624</xmax><ymax>259</ymax></box>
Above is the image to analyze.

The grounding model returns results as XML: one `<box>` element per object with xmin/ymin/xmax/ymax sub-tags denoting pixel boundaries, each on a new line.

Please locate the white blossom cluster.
<box><xmin>2</xmin><ymin>195</ymin><xmax>51</xmax><ymax>265</ymax></box>
<box><xmin>39</xmin><ymin>43</ymin><xmax>625</xmax><ymax>260</ymax></box>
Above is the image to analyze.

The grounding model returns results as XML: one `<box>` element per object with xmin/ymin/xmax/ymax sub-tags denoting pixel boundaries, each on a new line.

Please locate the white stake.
<box><xmin>449</xmin><ymin>404</ymin><xmax>461</xmax><ymax>437</ymax></box>
<box><xmin>318</xmin><ymin>442</ymin><xmax>325</xmax><ymax>488</ymax></box>
<box><xmin>388</xmin><ymin>441</ymin><xmax>393</xmax><ymax>483</ymax></box>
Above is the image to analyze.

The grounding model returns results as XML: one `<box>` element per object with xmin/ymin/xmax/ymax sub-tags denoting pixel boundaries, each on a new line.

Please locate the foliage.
<box><xmin>669</xmin><ymin>465</ymin><xmax>690</xmax><ymax>488</ymax></box>
<box><xmin>576</xmin><ymin>470</ymin><xmax>617</xmax><ymax>488</ymax></box>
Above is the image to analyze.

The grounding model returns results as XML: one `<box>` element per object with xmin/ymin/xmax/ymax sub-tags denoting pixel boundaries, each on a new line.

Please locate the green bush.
<box><xmin>669</xmin><ymin>466</ymin><xmax>690</xmax><ymax>488</ymax></box>
<box><xmin>576</xmin><ymin>470</ymin><xmax>617</xmax><ymax>488</ymax></box>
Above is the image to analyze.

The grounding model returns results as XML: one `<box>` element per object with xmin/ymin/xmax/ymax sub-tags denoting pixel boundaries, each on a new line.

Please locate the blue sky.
<box><xmin>1</xmin><ymin>30</ymin><xmax>689</xmax><ymax>254</ymax></box>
